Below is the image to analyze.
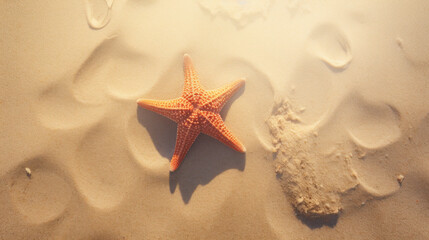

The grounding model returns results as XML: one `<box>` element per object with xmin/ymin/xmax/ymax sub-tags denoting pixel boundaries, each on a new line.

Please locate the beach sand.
<box><xmin>1</xmin><ymin>0</ymin><xmax>429</xmax><ymax>239</ymax></box>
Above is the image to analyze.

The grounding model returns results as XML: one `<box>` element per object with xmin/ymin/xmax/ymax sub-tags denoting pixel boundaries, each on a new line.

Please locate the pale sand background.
<box><xmin>1</xmin><ymin>0</ymin><xmax>429</xmax><ymax>239</ymax></box>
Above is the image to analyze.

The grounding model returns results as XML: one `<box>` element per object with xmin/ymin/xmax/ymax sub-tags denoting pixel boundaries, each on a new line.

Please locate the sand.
<box><xmin>1</xmin><ymin>0</ymin><xmax>429</xmax><ymax>239</ymax></box>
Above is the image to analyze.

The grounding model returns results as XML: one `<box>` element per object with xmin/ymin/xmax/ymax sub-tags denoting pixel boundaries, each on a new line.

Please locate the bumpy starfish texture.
<box><xmin>137</xmin><ymin>54</ymin><xmax>246</xmax><ymax>172</ymax></box>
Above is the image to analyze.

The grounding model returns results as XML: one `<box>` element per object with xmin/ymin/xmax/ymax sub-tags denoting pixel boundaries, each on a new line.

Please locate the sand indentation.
<box><xmin>37</xmin><ymin>82</ymin><xmax>106</xmax><ymax>130</ymax></box>
<box><xmin>349</xmin><ymin>152</ymin><xmax>400</xmax><ymax>197</ymax></box>
<box><xmin>343</xmin><ymin>93</ymin><xmax>401</xmax><ymax>149</ymax></box>
<box><xmin>73</xmin><ymin>38</ymin><xmax>158</xmax><ymax>104</ymax></box>
<box><xmin>7</xmin><ymin>158</ymin><xmax>72</xmax><ymax>224</ymax></box>
<box><xmin>324</xmin><ymin>93</ymin><xmax>402</xmax><ymax>197</ymax></box>
<box><xmin>308</xmin><ymin>24</ymin><xmax>352</xmax><ymax>70</ymax></box>
<box><xmin>198</xmin><ymin>0</ymin><xmax>273</xmax><ymax>27</ymax></box>
<box><xmin>72</xmin><ymin>116</ymin><xmax>137</xmax><ymax>209</ymax></box>
<box><xmin>84</xmin><ymin>0</ymin><xmax>113</xmax><ymax>30</ymax></box>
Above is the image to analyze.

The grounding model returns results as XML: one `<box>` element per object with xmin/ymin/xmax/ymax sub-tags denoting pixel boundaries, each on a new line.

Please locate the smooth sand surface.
<box><xmin>1</xmin><ymin>0</ymin><xmax>429</xmax><ymax>239</ymax></box>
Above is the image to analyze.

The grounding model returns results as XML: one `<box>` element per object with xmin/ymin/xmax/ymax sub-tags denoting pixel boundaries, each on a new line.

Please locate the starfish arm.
<box><xmin>182</xmin><ymin>54</ymin><xmax>202</xmax><ymax>102</ymax></box>
<box><xmin>137</xmin><ymin>97</ymin><xmax>192</xmax><ymax>123</ymax></box>
<box><xmin>200</xmin><ymin>111</ymin><xmax>246</xmax><ymax>153</ymax></box>
<box><xmin>170</xmin><ymin>121</ymin><xmax>200</xmax><ymax>171</ymax></box>
<box><xmin>201</xmin><ymin>79</ymin><xmax>245</xmax><ymax>112</ymax></box>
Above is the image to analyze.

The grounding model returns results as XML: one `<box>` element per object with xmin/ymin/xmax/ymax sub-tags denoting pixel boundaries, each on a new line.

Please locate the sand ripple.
<box><xmin>198</xmin><ymin>0</ymin><xmax>273</xmax><ymax>27</ymax></box>
<box><xmin>6</xmin><ymin>158</ymin><xmax>72</xmax><ymax>224</ymax></box>
<box><xmin>308</xmin><ymin>24</ymin><xmax>352</xmax><ymax>71</ymax></box>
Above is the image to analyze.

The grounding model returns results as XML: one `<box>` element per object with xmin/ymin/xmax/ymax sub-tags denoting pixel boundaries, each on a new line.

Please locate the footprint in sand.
<box><xmin>307</xmin><ymin>24</ymin><xmax>352</xmax><ymax>71</ymax></box>
<box><xmin>73</xmin><ymin>38</ymin><xmax>159</xmax><ymax>105</ymax></box>
<box><xmin>334</xmin><ymin>92</ymin><xmax>402</xmax><ymax>197</ymax></box>
<box><xmin>36</xmin><ymin>81</ymin><xmax>107</xmax><ymax>130</ymax></box>
<box><xmin>71</xmin><ymin>113</ymin><xmax>139</xmax><ymax>210</ymax></box>
<box><xmin>198</xmin><ymin>0</ymin><xmax>273</xmax><ymax>27</ymax></box>
<box><xmin>343</xmin><ymin>93</ymin><xmax>401</xmax><ymax>150</ymax></box>
<box><xmin>37</xmin><ymin>37</ymin><xmax>157</xmax><ymax>130</ymax></box>
<box><xmin>6</xmin><ymin>158</ymin><xmax>72</xmax><ymax>224</ymax></box>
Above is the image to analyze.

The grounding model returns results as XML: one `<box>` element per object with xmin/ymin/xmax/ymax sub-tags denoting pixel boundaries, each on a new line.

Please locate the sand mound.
<box><xmin>268</xmin><ymin>99</ymin><xmax>356</xmax><ymax>218</ymax></box>
<box><xmin>267</xmin><ymin>90</ymin><xmax>408</xmax><ymax>219</ymax></box>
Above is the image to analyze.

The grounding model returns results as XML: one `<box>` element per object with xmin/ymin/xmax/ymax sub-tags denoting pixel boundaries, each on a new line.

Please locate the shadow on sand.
<box><xmin>296</xmin><ymin>213</ymin><xmax>339</xmax><ymax>229</ymax></box>
<box><xmin>136</xmin><ymin>86</ymin><xmax>246</xmax><ymax>204</ymax></box>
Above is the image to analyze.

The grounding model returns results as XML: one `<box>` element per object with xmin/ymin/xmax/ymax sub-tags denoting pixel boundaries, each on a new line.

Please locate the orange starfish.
<box><xmin>137</xmin><ymin>54</ymin><xmax>246</xmax><ymax>172</ymax></box>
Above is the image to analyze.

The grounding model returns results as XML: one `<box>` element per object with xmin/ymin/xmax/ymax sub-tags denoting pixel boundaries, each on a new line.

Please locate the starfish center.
<box><xmin>137</xmin><ymin>54</ymin><xmax>246</xmax><ymax>171</ymax></box>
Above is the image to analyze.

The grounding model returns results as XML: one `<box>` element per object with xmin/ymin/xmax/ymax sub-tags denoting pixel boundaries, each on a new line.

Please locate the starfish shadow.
<box><xmin>137</xmin><ymin>86</ymin><xmax>246</xmax><ymax>204</ymax></box>
<box><xmin>169</xmin><ymin>136</ymin><xmax>246</xmax><ymax>203</ymax></box>
<box><xmin>137</xmin><ymin>107</ymin><xmax>176</xmax><ymax>159</ymax></box>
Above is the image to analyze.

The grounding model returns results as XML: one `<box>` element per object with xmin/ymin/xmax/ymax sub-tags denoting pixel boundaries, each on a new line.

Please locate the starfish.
<box><xmin>137</xmin><ymin>54</ymin><xmax>246</xmax><ymax>172</ymax></box>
